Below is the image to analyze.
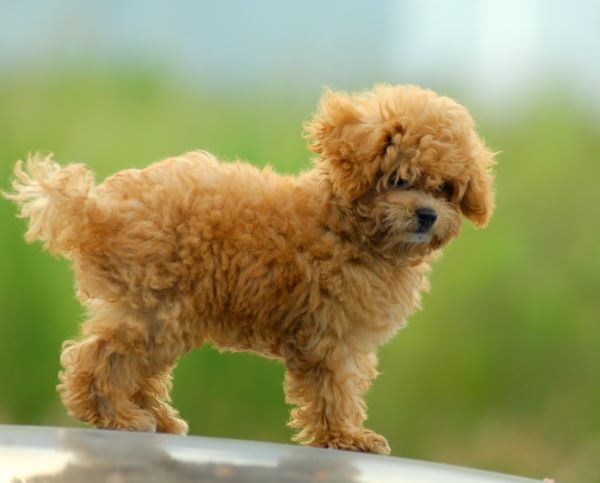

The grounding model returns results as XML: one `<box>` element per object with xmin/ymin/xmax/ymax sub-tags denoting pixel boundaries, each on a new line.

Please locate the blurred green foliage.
<box><xmin>0</xmin><ymin>71</ymin><xmax>598</xmax><ymax>483</ymax></box>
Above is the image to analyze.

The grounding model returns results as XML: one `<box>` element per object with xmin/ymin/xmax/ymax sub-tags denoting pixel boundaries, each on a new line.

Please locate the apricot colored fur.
<box><xmin>5</xmin><ymin>84</ymin><xmax>495</xmax><ymax>454</ymax></box>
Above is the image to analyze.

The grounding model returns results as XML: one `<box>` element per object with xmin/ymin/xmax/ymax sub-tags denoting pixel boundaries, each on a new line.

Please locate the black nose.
<box><xmin>415</xmin><ymin>208</ymin><xmax>437</xmax><ymax>232</ymax></box>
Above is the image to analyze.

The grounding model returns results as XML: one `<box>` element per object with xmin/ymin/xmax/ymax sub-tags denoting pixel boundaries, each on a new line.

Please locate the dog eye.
<box><xmin>380</xmin><ymin>134</ymin><xmax>395</xmax><ymax>156</ymax></box>
<box><xmin>388</xmin><ymin>173</ymin><xmax>407</xmax><ymax>189</ymax></box>
<box><xmin>440</xmin><ymin>181</ymin><xmax>454</xmax><ymax>199</ymax></box>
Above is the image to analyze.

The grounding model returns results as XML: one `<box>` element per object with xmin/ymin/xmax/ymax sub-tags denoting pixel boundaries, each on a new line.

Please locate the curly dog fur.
<box><xmin>5</xmin><ymin>84</ymin><xmax>495</xmax><ymax>454</ymax></box>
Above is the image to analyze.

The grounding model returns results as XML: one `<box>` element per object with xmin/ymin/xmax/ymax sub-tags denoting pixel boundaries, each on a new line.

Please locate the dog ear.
<box><xmin>461</xmin><ymin>146</ymin><xmax>496</xmax><ymax>227</ymax></box>
<box><xmin>304</xmin><ymin>90</ymin><xmax>387</xmax><ymax>201</ymax></box>
<box><xmin>304</xmin><ymin>89</ymin><xmax>362</xmax><ymax>155</ymax></box>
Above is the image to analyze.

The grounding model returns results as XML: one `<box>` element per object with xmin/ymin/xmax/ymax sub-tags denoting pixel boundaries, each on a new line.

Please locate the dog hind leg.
<box><xmin>58</xmin><ymin>335</ymin><xmax>157</xmax><ymax>431</ymax></box>
<box><xmin>133</xmin><ymin>366</ymin><xmax>189</xmax><ymax>435</ymax></box>
<box><xmin>58</xmin><ymin>301</ymin><xmax>190</xmax><ymax>434</ymax></box>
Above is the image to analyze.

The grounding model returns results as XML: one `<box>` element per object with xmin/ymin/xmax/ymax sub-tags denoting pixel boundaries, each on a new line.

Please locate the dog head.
<box><xmin>305</xmin><ymin>84</ymin><xmax>496</xmax><ymax>257</ymax></box>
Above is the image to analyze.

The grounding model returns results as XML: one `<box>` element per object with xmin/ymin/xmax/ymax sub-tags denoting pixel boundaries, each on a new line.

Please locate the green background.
<box><xmin>0</xmin><ymin>70</ymin><xmax>598</xmax><ymax>483</ymax></box>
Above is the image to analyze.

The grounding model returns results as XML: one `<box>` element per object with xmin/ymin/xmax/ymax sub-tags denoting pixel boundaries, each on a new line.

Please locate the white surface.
<box><xmin>0</xmin><ymin>425</ymin><xmax>544</xmax><ymax>483</ymax></box>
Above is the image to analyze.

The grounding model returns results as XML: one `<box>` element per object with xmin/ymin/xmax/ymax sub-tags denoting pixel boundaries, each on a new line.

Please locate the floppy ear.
<box><xmin>304</xmin><ymin>90</ymin><xmax>387</xmax><ymax>201</ymax></box>
<box><xmin>304</xmin><ymin>89</ymin><xmax>361</xmax><ymax>155</ymax></box>
<box><xmin>461</xmin><ymin>146</ymin><xmax>496</xmax><ymax>227</ymax></box>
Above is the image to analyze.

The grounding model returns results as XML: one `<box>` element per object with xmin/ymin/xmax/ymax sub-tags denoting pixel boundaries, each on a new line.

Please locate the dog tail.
<box><xmin>3</xmin><ymin>153</ymin><xmax>98</xmax><ymax>255</ymax></box>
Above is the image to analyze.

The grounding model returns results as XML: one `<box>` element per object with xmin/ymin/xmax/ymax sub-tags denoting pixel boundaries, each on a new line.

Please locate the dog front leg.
<box><xmin>284</xmin><ymin>347</ymin><xmax>390</xmax><ymax>455</ymax></box>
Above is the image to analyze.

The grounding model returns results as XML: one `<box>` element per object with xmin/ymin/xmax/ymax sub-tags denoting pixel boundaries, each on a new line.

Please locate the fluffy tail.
<box><xmin>3</xmin><ymin>153</ymin><xmax>97</xmax><ymax>255</ymax></box>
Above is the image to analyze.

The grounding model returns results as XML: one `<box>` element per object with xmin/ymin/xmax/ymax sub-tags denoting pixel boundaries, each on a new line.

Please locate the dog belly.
<box><xmin>204</xmin><ymin>323</ymin><xmax>284</xmax><ymax>360</ymax></box>
<box><xmin>189</xmin><ymin>263</ymin><xmax>308</xmax><ymax>358</ymax></box>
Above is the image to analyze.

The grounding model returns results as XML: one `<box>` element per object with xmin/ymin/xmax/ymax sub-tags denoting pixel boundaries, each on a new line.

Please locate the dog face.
<box><xmin>305</xmin><ymin>84</ymin><xmax>496</xmax><ymax>256</ymax></box>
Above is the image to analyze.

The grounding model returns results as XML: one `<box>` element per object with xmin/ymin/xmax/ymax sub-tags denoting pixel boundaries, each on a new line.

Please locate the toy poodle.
<box><xmin>5</xmin><ymin>84</ymin><xmax>495</xmax><ymax>455</ymax></box>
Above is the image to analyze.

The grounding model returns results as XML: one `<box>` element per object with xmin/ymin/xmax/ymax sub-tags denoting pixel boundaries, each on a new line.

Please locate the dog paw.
<box><xmin>315</xmin><ymin>430</ymin><xmax>391</xmax><ymax>455</ymax></box>
<box><xmin>99</xmin><ymin>409</ymin><xmax>158</xmax><ymax>433</ymax></box>
<box><xmin>157</xmin><ymin>416</ymin><xmax>189</xmax><ymax>435</ymax></box>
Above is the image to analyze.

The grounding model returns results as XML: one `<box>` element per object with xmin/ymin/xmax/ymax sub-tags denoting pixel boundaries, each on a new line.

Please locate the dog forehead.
<box><xmin>392</xmin><ymin>137</ymin><xmax>474</xmax><ymax>184</ymax></box>
<box><xmin>398</xmin><ymin>125</ymin><xmax>479</xmax><ymax>184</ymax></box>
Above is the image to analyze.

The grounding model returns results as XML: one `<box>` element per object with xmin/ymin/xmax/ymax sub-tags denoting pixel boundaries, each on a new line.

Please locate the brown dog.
<box><xmin>5</xmin><ymin>84</ymin><xmax>495</xmax><ymax>454</ymax></box>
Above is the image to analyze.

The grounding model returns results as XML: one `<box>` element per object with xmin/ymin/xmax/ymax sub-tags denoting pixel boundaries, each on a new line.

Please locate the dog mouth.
<box><xmin>383</xmin><ymin>220</ymin><xmax>436</xmax><ymax>245</ymax></box>
<box><xmin>405</xmin><ymin>231</ymin><xmax>434</xmax><ymax>244</ymax></box>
